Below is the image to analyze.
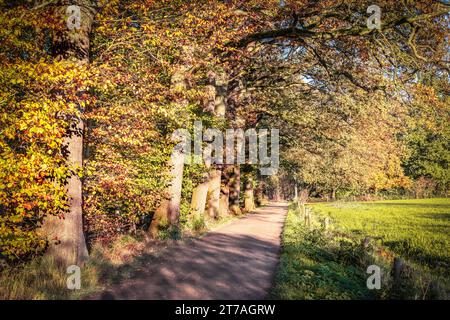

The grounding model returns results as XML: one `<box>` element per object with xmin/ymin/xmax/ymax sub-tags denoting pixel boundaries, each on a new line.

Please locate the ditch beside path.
<box><xmin>92</xmin><ymin>202</ymin><xmax>288</xmax><ymax>300</ymax></box>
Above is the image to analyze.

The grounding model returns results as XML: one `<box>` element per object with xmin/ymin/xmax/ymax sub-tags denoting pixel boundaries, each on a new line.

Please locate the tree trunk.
<box><xmin>219</xmin><ymin>165</ymin><xmax>237</xmax><ymax>216</ymax></box>
<box><xmin>189</xmin><ymin>75</ymin><xmax>216</xmax><ymax>217</ymax></box>
<box><xmin>149</xmin><ymin>53</ymin><xmax>191</xmax><ymax>237</ymax></box>
<box><xmin>149</xmin><ymin>115</ymin><xmax>187</xmax><ymax>237</ymax></box>
<box><xmin>44</xmin><ymin>117</ymin><xmax>89</xmax><ymax>266</ymax></box>
<box><xmin>214</xmin><ymin>72</ymin><xmax>227</xmax><ymax>118</ymax></box>
<box><xmin>206</xmin><ymin>72</ymin><xmax>228</xmax><ymax>218</ymax></box>
<box><xmin>190</xmin><ymin>177</ymin><xmax>209</xmax><ymax>217</ymax></box>
<box><xmin>44</xmin><ymin>1</ymin><xmax>95</xmax><ymax>267</ymax></box>
<box><xmin>299</xmin><ymin>188</ymin><xmax>309</xmax><ymax>205</ymax></box>
<box><xmin>206</xmin><ymin>169</ymin><xmax>221</xmax><ymax>218</ymax></box>
<box><xmin>244</xmin><ymin>176</ymin><xmax>255</xmax><ymax>212</ymax></box>
<box><xmin>274</xmin><ymin>183</ymin><xmax>281</xmax><ymax>202</ymax></box>
<box><xmin>254</xmin><ymin>178</ymin><xmax>264</xmax><ymax>207</ymax></box>
<box><xmin>228</xmin><ymin>166</ymin><xmax>241</xmax><ymax>215</ymax></box>
<box><xmin>167</xmin><ymin>143</ymin><xmax>186</xmax><ymax>226</ymax></box>
<box><xmin>218</xmin><ymin>178</ymin><xmax>230</xmax><ymax>217</ymax></box>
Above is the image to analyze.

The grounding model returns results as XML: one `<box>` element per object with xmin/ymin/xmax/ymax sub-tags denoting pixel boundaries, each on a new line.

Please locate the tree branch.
<box><xmin>230</xmin><ymin>10</ymin><xmax>449</xmax><ymax>48</ymax></box>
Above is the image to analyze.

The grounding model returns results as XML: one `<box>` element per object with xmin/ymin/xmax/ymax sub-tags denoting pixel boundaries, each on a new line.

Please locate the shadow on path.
<box><xmin>90</xmin><ymin>203</ymin><xmax>288</xmax><ymax>300</ymax></box>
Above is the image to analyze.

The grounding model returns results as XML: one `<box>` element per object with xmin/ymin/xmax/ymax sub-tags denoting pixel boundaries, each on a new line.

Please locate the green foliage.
<box><xmin>400</xmin><ymin>84</ymin><xmax>450</xmax><ymax>195</ymax></box>
<box><xmin>403</xmin><ymin>129</ymin><xmax>449</xmax><ymax>193</ymax></box>
<box><xmin>190</xmin><ymin>215</ymin><xmax>207</xmax><ymax>232</ymax></box>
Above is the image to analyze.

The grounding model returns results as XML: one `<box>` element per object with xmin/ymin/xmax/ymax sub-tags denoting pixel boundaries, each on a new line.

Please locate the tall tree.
<box><xmin>206</xmin><ymin>72</ymin><xmax>228</xmax><ymax>218</ymax></box>
<box><xmin>190</xmin><ymin>74</ymin><xmax>216</xmax><ymax>217</ymax></box>
<box><xmin>149</xmin><ymin>49</ymin><xmax>192</xmax><ymax>237</ymax></box>
<box><xmin>44</xmin><ymin>0</ymin><xmax>95</xmax><ymax>266</ymax></box>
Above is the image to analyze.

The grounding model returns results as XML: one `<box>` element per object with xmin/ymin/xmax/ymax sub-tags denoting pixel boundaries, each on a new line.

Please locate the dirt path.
<box><xmin>94</xmin><ymin>203</ymin><xmax>288</xmax><ymax>300</ymax></box>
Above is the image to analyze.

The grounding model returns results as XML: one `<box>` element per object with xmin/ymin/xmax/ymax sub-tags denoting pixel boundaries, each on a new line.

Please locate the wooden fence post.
<box><xmin>304</xmin><ymin>209</ymin><xmax>311</xmax><ymax>228</ymax></box>
<box><xmin>323</xmin><ymin>217</ymin><xmax>330</xmax><ymax>230</ymax></box>
<box><xmin>428</xmin><ymin>280</ymin><xmax>441</xmax><ymax>299</ymax></box>
<box><xmin>362</xmin><ymin>236</ymin><xmax>372</xmax><ymax>248</ymax></box>
<box><xmin>393</xmin><ymin>257</ymin><xmax>404</xmax><ymax>284</ymax></box>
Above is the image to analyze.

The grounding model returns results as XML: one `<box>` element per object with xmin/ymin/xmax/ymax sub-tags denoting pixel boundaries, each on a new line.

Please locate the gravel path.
<box><xmin>94</xmin><ymin>203</ymin><xmax>288</xmax><ymax>300</ymax></box>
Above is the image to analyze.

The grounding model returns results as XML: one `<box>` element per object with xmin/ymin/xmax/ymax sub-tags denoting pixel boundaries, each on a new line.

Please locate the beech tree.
<box><xmin>43</xmin><ymin>0</ymin><xmax>95</xmax><ymax>266</ymax></box>
<box><xmin>148</xmin><ymin>50</ymin><xmax>192</xmax><ymax>237</ymax></box>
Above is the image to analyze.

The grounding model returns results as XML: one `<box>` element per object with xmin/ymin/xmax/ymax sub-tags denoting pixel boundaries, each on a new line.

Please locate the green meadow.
<box><xmin>273</xmin><ymin>199</ymin><xmax>450</xmax><ymax>300</ymax></box>
<box><xmin>309</xmin><ymin>198</ymin><xmax>450</xmax><ymax>276</ymax></box>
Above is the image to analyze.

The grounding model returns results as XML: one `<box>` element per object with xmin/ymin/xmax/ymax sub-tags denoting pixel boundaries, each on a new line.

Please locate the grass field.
<box><xmin>272</xmin><ymin>206</ymin><xmax>376</xmax><ymax>299</ymax></box>
<box><xmin>309</xmin><ymin>198</ymin><xmax>450</xmax><ymax>276</ymax></box>
<box><xmin>273</xmin><ymin>198</ymin><xmax>450</xmax><ymax>300</ymax></box>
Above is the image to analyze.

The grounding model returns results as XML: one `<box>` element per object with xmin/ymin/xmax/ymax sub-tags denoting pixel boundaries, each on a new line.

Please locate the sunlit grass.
<box><xmin>0</xmin><ymin>256</ymin><xmax>101</xmax><ymax>300</ymax></box>
<box><xmin>309</xmin><ymin>198</ymin><xmax>450</xmax><ymax>277</ymax></box>
<box><xmin>274</xmin><ymin>200</ymin><xmax>450</xmax><ymax>300</ymax></box>
<box><xmin>272</xmin><ymin>205</ymin><xmax>378</xmax><ymax>300</ymax></box>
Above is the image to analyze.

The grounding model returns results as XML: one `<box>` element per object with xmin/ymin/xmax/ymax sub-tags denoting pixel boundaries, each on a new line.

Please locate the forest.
<box><xmin>0</xmin><ymin>0</ymin><xmax>448</xmax><ymax>300</ymax></box>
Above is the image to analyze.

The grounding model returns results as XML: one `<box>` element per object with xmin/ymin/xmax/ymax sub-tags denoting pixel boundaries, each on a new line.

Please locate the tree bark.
<box><xmin>206</xmin><ymin>72</ymin><xmax>228</xmax><ymax>218</ymax></box>
<box><xmin>244</xmin><ymin>175</ymin><xmax>256</xmax><ymax>212</ymax></box>
<box><xmin>254</xmin><ymin>177</ymin><xmax>264</xmax><ymax>207</ymax></box>
<box><xmin>274</xmin><ymin>183</ymin><xmax>281</xmax><ymax>201</ymax></box>
<box><xmin>149</xmin><ymin>119</ymin><xmax>187</xmax><ymax>237</ymax></box>
<box><xmin>206</xmin><ymin>169</ymin><xmax>221</xmax><ymax>218</ymax></box>
<box><xmin>149</xmin><ymin>56</ymin><xmax>190</xmax><ymax>237</ymax></box>
<box><xmin>190</xmin><ymin>76</ymin><xmax>216</xmax><ymax>217</ymax></box>
<box><xmin>214</xmin><ymin>72</ymin><xmax>228</xmax><ymax>118</ymax></box>
<box><xmin>228</xmin><ymin>165</ymin><xmax>241</xmax><ymax>215</ymax></box>
<box><xmin>218</xmin><ymin>172</ymin><xmax>230</xmax><ymax>217</ymax></box>
<box><xmin>294</xmin><ymin>184</ymin><xmax>298</xmax><ymax>201</ymax></box>
<box><xmin>166</xmin><ymin>142</ymin><xmax>186</xmax><ymax>227</ymax></box>
<box><xmin>299</xmin><ymin>188</ymin><xmax>309</xmax><ymax>205</ymax></box>
<box><xmin>44</xmin><ymin>0</ymin><xmax>95</xmax><ymax>267</ymax></box>
<box><xmin>190</xmin><ymin>177</ymin><xmax>209</xmax><ymax>217</ymax></box>
<box><xmin>219</xmin><ymin>165</ymin><xmax>236</xmax><ymax>216</ymax></box>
